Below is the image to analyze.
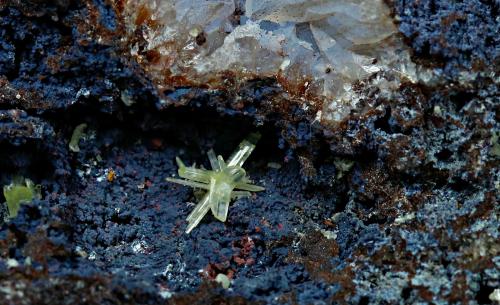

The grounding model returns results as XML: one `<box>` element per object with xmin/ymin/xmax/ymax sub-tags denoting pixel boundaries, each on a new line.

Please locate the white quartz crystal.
<box><xmin>122</xmin><ymin>0</ymin><xmax>420</xmax><ymax>122</ymax></box>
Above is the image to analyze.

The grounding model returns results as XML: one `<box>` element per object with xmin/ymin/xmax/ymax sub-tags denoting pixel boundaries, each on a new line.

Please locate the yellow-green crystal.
<box><xmin>69</xmin><ymin>123</ymin><xmax>88</xmax><ymax>152</ymax></box>
<box><xmin>3</xmin><ymin>178</ymin><xmax>41</xmax><ymax>218</ymax></box>
<box><xmin>167</xmin><ymin>133</ymin><xmax>264</xmax><ymax>233</ymax></box>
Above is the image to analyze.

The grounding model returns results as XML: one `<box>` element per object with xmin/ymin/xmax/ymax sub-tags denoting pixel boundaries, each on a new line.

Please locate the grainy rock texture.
<box><xmin>0</xmin><ymin>1</ymin><xmax>498</xmax><ymax>305</ymax></box>
<box><xmin>394</xmin><ymin>0</ymin><xmax>499</xmax><ymax>79</ymax></box>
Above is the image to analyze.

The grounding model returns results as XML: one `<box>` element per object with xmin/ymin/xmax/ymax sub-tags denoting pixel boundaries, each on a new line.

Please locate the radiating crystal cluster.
<box><xmin>167</xmin><ymin>133</ymin><xmax>264</xmax><ymax>233</ymax></box>
<box><xmin>123</xmin><ymin>0</ymin><xmax>418</xmax><ymax>122</ymax></box>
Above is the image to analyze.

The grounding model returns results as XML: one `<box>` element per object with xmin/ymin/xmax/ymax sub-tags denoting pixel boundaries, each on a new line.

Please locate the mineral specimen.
<box><xmin>0</xmin><ymin>1</ymin><xmax>498</xmax><ymax>304</ymax></box>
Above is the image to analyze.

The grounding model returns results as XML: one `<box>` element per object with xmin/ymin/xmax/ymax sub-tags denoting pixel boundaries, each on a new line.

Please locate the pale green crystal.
<box><xmin>167</xmin><ymin>134</ymin><xmax>264</xmax><ymax>233</ymax></box>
